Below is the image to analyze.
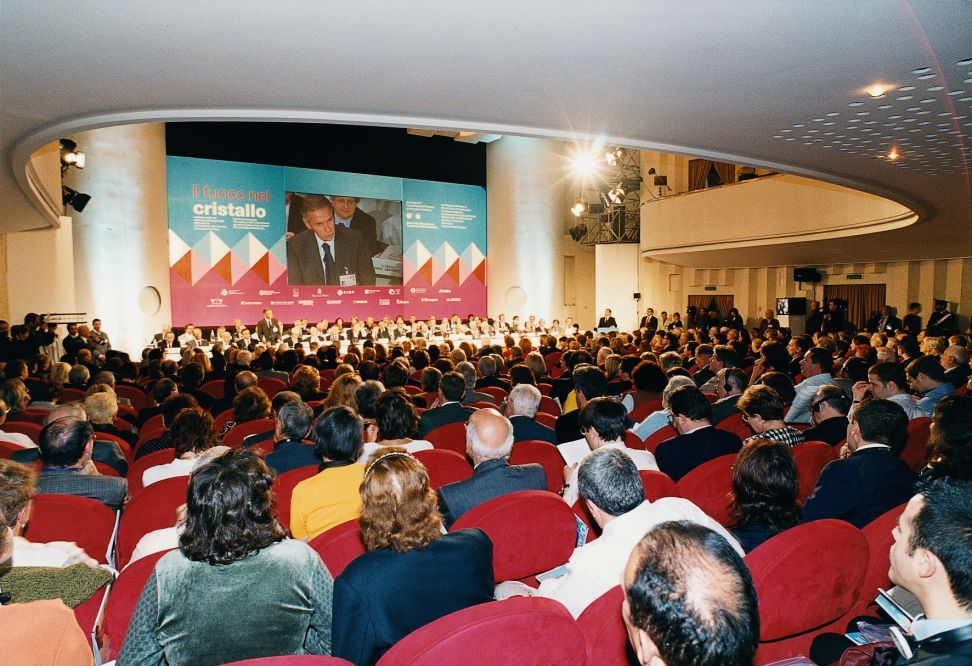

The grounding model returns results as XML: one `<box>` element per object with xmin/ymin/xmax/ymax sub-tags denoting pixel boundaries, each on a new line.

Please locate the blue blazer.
<box><xmin>802</xmin><ymin>446</ymin><xmax>917</xmax><ymax>528</ymax></box>
<box><xmin>510</xmin><ymin>415</ymin><xmax>557</xmax><ymax>444</ymax></box>
<box><xmin>437</xmin><ymin>458</ymin><xmax>547</xmax><ymax>528</ymax></box>
<box><xmin>332</xmin><ymin>529</ymin><xmax>494</xmax><ymax>666</ymax></box>
<box><xmin>654</xmin><ymin>426</ymin><xmax>742</xmax><ymax>482</ymax></box>
<box><xmin>263</xmin><ymin>439</ymin><xmax>319</xmax><ymax>476</ymax></box>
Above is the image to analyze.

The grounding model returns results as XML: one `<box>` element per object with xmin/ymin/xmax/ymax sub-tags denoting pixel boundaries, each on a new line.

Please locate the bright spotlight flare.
<box><xmin>570</xmin><ymin>199</ymin><xmax>587</xmax><ymax>216</ymax></box>
<box><xmin>59</xmin><ymin>138</ymin><xmax>85</xmax><ymax>169</ymax></box>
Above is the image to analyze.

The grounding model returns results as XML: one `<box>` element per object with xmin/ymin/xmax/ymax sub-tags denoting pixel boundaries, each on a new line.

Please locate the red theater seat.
<box><xmin>425</xmin><ymin>422</ymin><xmax>468</xmax><ymax>457</ymax></box>
<box><xmin>478</xmin><ymin>386</ymin><xmax>509</xmax><ymax>403</ymax></box>
<box><xmin>849</xmin><ymin>503</ymin><xmax>907</xmax><ymax>619</ymax></box>
<box><xmin>200</xmin><ymin>379</ymin><xmax>225</xmax><ymax>399</ymax></box>
<box><xmin>116</xmin><ymin>476</ymin><xmax>189</xmax><ymax>568</ymax></box>
<box><xmin>639</xmin><ymin>470</ymin><xmax>679</xmax><ymax>502</ymax></box>
<box><xmin>745</xmin><ymin>519</ymin><xmax>868</xmax><ymax>664</ymax></box>
<box><xmin>623</xmin><ymin>431</ymin><xmax>645</xmax><ymax>451</ymax></box>
<box><xmin>791</xmin><ymin>441</ymin><xmax>839</xmax><ymax>504</ymax></box>
<box><xmin>715</xmin><ymin>412</ymin><xmax>752</xmax><ymax>439</ymax></box>
<box><xmin>902</xmin><ymin>416</ymin><xmax>932</xmax><ymax>472</ymax></box>
<box><xmin>126</xmin><ymin>448</ymin><xmax>177</xmax><ymax>494</ymax></box>
<box><xmin>537</xmin><ymin>395</ymin><xmax>561</xmax><ymax>416</ymax></box>
<box><xmin>0</xmin><ymin>440</ymin><xmax>25</xmax><ymax>457</ymax></box>
<box><xmin>412</xmin><ymin>449</ymin><xmax>472</xmax><ymax>490</ymax></box>
<box><xmin>675</xmin><ymin>454</ymin><xmax>735</xmax><ymax>527</ymax></box>
<box><xmin>115</xmin><ymin>384</ymin><xmax>153</xmax><ymax>413</ymax></box>
<box><xmin>577</xmin><ymin>585</ymin><xmax>637</xmax><ymax>665</ymax></box>
<box><xmin>26</xmin><ymin>494</ymin><xmax>116</xmax><ymax>564</ymax></box>
<box><xmin>534</xmin><ymin>412</ymin><xmax>557</xmax><ymax>429</ymax></box>
<box><xmin>450</xmin><ymin>490</ymin><xmax>576</xmax><ymax>583</ymax></box>
<box><xmin>628</xmin><ymin>399</ymin><xmax>662</xmax><ymax>423</ymax></box>
<box><xmin>274</xmin><ymin>465</ymin><xmax>318</xmax><ymax>531</ymax></box>
<box><xmin>376</xmin><ymin>596</ymin><xmax>585</xmax><ymax>666</ymax></box>
<box><xmin>225</xmin><ymin>658</ymin><xmax>354</xmax><ymax>665</ymax></box>
<box><xmin>3</xmin><ymin>421</ymin><xmax>42</xmax><ymax>443</ymax></box>
<box><xmin>221</xmin><ymin>418</ymin><xmax>275</xmax><ymax>449</ymax></box>
<box><xmin>257</xmin><ymin>377</ymin><xmax>288</xmax><ymax>398</ymax></box>
<box><xmin>509</xmin><ymin>440</ymin><xmax>564</xmax><ymax>494</ymax></box>
<box><xmin>308</xmin><ymin>519</ymin><xmax>365</xmax><ymax>578</ymax></box>
<box><xmin>103</xmin><ymin>549</ymin><xmax>172</xmax><ymax>660</ymax></box>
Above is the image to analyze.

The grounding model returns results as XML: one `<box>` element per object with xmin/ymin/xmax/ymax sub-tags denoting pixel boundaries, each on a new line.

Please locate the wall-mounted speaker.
<box><xmin>793</xmin><ymin>267</ymin><xmax>822</xmax><ymax>283</ymax></box>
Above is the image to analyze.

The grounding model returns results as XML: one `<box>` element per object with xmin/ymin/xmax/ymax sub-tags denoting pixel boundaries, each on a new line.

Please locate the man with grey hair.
<box><xmin>67</xmin><ymin>364</ymin><xmax>90</xmax><ymax>390</ymax></box>
<box><xmin>658</xmin><ymin>351</ymin><xmax>683</xmax><ymax>374</ymax></box>
<box><xmin>497</xmin><ymin>447</ymin><xmax>741</xmax><ymax>617</ymax></box>
<box><xmin>436</xmin><ymin>408</ymin><xmax>546</xmax><ymax>528</ymax></box>
<box><xmin>264</xmin><ymin>400</ymin><xmax>317</xmax><ymax>475</ymax></box>
<box><xmin>475</xmin><ymin>355</ymin><xmax>511</xmax><ymax>392</ymax></box>
<box><xmin>505</xmin><ymin>383</ymin><xmax>556</xmax><ymax>444</ymax></box>
<box><xmin>942</xmin><ymin>344</ymin><xmax>971</xmax><ymax>389</ymax></box>
<box><xmin>35</xmin><ymin>417</ymin><xmax>128</xmax><ymax>509</ymax></box>
<box><xmin>456</xmin><ymin>361</ymin><xmax>495</xmax><ymax>406</ymax></box>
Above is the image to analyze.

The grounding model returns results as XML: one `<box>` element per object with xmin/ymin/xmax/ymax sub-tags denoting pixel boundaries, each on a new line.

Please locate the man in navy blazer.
<box><xmin>437</xmin><ymin>408</ymin><xmax>547</xmax><ymax>528</ymax></box>
<box><xmin>802</xmin><ymin>398</ymin><xmax>917</xmax><ymax>528</ymax></box>
<box><xmin>655</xmin><ymin>385</ymin><xmax>742</xmax><ymax>482</ymax></box>
<box><xmin>417</xmin><ymin>372</ymin><xmax>476</xmax><ymax>437</ymax></box>
<box><xmin>506</xmin><ymin>384</ymin><xmax>557</xmax><ymax>444</ymax></box>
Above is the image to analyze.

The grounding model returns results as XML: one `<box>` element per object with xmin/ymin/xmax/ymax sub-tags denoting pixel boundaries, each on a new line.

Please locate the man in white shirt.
<box><xmin>562</xmin><ymin>397</ymin><xmax>658</xmax><ymax>506</ymax></box>
<box><xmin>851</xmin><ymin>362</ymin><xmax>924</xmax><ymax>420</ymax></box>
<box><xmin>785</xmin><ymin>347</ymin><xmax>835</xmax><ymax>424</ymax></box>
<box><xmin>502</xmin><ymin>447</ymin><xmax>742</xmax><ymax>618</ymax></box>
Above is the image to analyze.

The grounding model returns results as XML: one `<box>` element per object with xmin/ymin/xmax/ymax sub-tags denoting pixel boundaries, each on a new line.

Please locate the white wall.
<box><xmin>595</xmin><ymin>244</ymin><xmax>640</xmax><ymax>331</ymax></box>
<box><xmin>6</xmin><ymin>220</ymin><xmax>77</xmax><ymax>319</ymax></box>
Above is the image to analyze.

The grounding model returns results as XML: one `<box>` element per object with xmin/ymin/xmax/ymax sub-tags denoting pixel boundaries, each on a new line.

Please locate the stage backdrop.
<box><xmin>167</xmin><ymin>157</ymin><xmax>486</xmax><ymax>326</ymax></box>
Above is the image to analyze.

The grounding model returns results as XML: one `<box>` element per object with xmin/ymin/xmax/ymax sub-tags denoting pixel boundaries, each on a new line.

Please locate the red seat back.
<box><xmin>675</xmin><ymin>454</ymin><xmax>736</xmax><ymax>526</ymax></box>
<box><xmin>851</xmin><ymin>503</ymin><xmax>907</xmax><ymax>618</ymax></box>
<box><xmin>104</xmin><ymin>549</ymin><xmax>172</xmax><ymax>659</ymax></box>
<box><xmin>213</xmin><ymin>408</ymin><xmax>236</xmax><ymax>432</ymax></box>
<box><xmin>642</xmin><ymin>424</ymin><xmax>676</xmax><ymax>454</ymax></box>
<box><xmin>0</xmin><ymin>440</ymin><xmax>24</xmax><ymax>458</ymax></box>
<box><xmin>274</xmin><ymin>465</ymin><xmax>318</xmax><ymax>531</ymax></box>
<box><xmin>537</xmin><ymin>395</ymin><xmax>561</xmax><ymax>416</ymax></box>
<box><xmin>534</xmin><ymin>412</ymin><xmax>557</xmax><ymax>429</ymax></box>
<box><xmin>200</xmin><ymin>379</ymin><xmax>226</xmax><ymax>399</ymax></box>
<box><xmin>577</xmin><ymin>585</ymin><xmax>637</xmax><ymax>665</ymax></box>
<box><xmin>376</xmin><ymin>597</ymin><xmax>584</xmax><ymax>666</ymax></box>
<box><xmin>537</xmin><ymin>383</ymin><xmax>553</xmax><ymax>396</ymax></box>
<box><xmin>117</xmin><ymin>476</ymin><xmax>190</xmax><ymax>568</ymax></box>
<box><xmin>221</xmin><ymin>418</ymin><xmax>275</xmax><ymax>449</ymax></box>
<box><xmin>141</xmin><ymin>412</ymin><xmax>165</xmax><ymax>435</ymax></box>
<box><xmin>3</xmin><ymin>421</ymin><xmax>42</xmax><ymax>443</ymax></box>
<box><xmin>257</xmin><ymin>377</ymin><xmax>288</xmax><ymax>398</ymax></box>
<box><xmin>426</xmin><ymin>422</ymin><xmax>468</xmax><ymax>457</ymax></box>
<box><xmin>715</xmin><ymin>412</ymin><xmax>752</xmax><ymax>439</ymax></box>
<box><xmin>479</xmin><ymin>386</ymin><xmax>509</xmax><ymax>403</ymax></box>
<box><xmin>746</xmin><ymin>519</ymin><xmax>869</xmax><ymax>664</ymax></box>
<box><xmin>412</xmin><ymin>449</ymin><xmax>472</xmax><ymax>490</ymax></box>
<box><xmin>126</xmin><ymin>448</ymin><xmax>177</xmax><ymax>494</ymax></box>
<box><xmin>792</xmin><ymin>441</ymin><xmax>839</xmax><ymax>504</ymax></box>
<box><xmin>623</xmin><ymin>431</ymin><xmax>645</xmax><ymax>451</ymax></box>
<box><xmin>639</xmin><ymin>470</ymin><xmax>679</xmax><ymax>502</ymax></box>
<box><xmin>26</xmin><ymin>493</ymin><xmax>116</xmax><ymax>564</ymax></box>
<box><xmin>94</xmin><ymin>431</ymin><xmax>133</xmax><ymax>463</ymax></box>
<box><xmin>628</xmin><ymin>399</ymin><xmax>663</xmax><ymax>423</ymax></box>
<box><xmin>544</xmin><ymin>352</ymin><xmax>563</xmax><ymax>374</ymax></box>
<box><xmin>308</xmin><ymin>519</ymin><xmax>365</xmax><ymax>578</ymax></box>
<box><xmin>509</xmin><ymin>440</ymin><xmax>564</xmax><ymax>494</ymax></box>
<box><xmin>58</xmin><ymin>388</ymin><xmax>87</xmax><ymax>403</ymax></box>
<box><xmin>902</xmin><ymin>417</ymin><xmax>932</xmax><ymax>472</ymax></box>
<box><xmin>450</xmin><ymin>490</ymin><xmax>576</xmax><ymax>583</ymax></box>
<box><xmin>115</xmin><ymin>385</ymin><xmax>153</xmax><ymax>413</ymax></box>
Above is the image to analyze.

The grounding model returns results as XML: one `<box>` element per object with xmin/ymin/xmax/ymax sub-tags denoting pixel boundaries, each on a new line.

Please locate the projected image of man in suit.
<box><xmin>287</xmin><ymin>194</ymin><xmax>377</xmax><ymax>286</ymax></box>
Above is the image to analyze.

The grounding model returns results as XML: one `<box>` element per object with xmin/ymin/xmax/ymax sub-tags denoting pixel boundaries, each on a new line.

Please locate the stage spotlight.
<box><xmin>63</xmin><ymin>186</ymin><xmax>91</xmax><ymax>213</ymax></box>
<box><xmin>570</xmin><ymin>199</ymin><xmax>587</xmax><ymax>216</ymax></box>
<box><xmin>570</xmin><ymin>146</ymin><xmax>605</xmax><ymax>180</ymax></box>
<box><xmin>568</xmin><ymin>224</ymin><xmax>588</xmax><ymax>242</ymax></box>
<box><xmin>607</xmin><ymin>185</ymin><xmax>625</xmax><ymax>204</ymax></box>
<box><xmin>59</xmin><ymin>139</ymin><xmax>85</xmax><ymax>170</ymax></box>
<box><xmin>604</xmin><ymin>147</ymin><xmax>624</xmax><ymax>166</ymax></box>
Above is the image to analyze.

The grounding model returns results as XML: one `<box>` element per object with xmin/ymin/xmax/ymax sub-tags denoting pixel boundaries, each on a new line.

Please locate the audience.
<box><xmin>709</xmin><ymin>367</ymin><xmax>746</xmax><ymax>425</ymax></box>
<box><xmin>801</xmin><ymin>384</ymin><xmax>852</xmax><ymax>446</ymax></box>
<box><xmin>436</xmin><ymin>408</ymin><xmax>545</xmax><ymax>528</ymax></box>
<box><xmin>118</xmin><ymin>450</ymin><xmax>333</xmax><ymax>664</ymax></box>
<box><xmin>622</xmin><ymin>521</ymin><xmax>759</xmax><ymax>666</ymax></box>
<box><xmin>630</xmin><ymin>375</ymin><xmax>695</xmax><ymax>441</ymax></box>
<box><xmin>142</xmin><ymin>407</ymin><xmax>229</xmax><ymax>487</ymax></box>
<box><xmin>289</xmin><ymin>406</ymin><xmax>366</xmax><ymax>540</ymax></box>
<box><xmin>737</xmin><ymin>385</ymin><xmax>806</xmax><ymax>447</ymax></box>
<box><xmin>655</xmin><ymin>386</ymin><xmax>742</xmax><ymax>482</ymax></box>
<box><xmin>906</xmin><ymin>355</ymin><xmax>955</xmax><ymax>415</ymax></box>
<box><xmin>785</xmin><ymin>347</ymin><xmax>835</xmax><ymax>424</ymax></box>
<box><xmin>357</xmin><ymin>391</ymin><xmax>433</xmax><ymax>462</ymax></box>
<box><xmin>852</xmin><ymin>361</ymin><xmax>924</xmax><ymax>420</ymax></box>
<box><xmin>332</xmin><ymin>449</ymin><xmax>494</xmax><ymax>665</ymax></box>
<box><xmin>417</xmin><ymin>371</ymin><xmax>475</xmax><ymax>437</ymax></box>
<box><xmin>802</xmin><ymin>398</ymin><xmax>917</xmax><ymax>527</ymax></box>
<box><xmin>729</xmin><ymin>438</ymin><xmax>801</xmax><ymax>552</ymax></box>
<box><xmin>923</xmin><ymin>394</ymin><xmax>972</xmax><ymax>481</ymax></box>
<box><xmin>555</xmin><ymin>365</ymin><xmax>608</xmax><ymax>443</ymax></box>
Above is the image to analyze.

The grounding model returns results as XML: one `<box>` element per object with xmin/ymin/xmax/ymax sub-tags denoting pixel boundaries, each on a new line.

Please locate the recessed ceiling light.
<box><xmin>948</xmin><ymin>90</ymin><xmax>966</xmax><ymax>96</ymax></box>
<box><xmin>826</xmin><ymin>112</ymin><xmax>840</xmax><ymax>117</ymax></box>
<box><xmin>877</xmin><ymin>104</ymin><xmax>893</xmax><ymax>110</ymax></box>
<box><xmin>865</xmin><ymin>83</ymin><xmax>893</xmax><ymax>98</ymax></box>
<box><xmin>917</xmin><ymin>73</ymin><xmax>937</xmax><ymax>80</ymax></box>
<box><xmin>956</xmin><ymin>58</ymin><xmax>972</xmax><ymax>67</ymax></box>
<box><xmin>920</xmin><ymin>98</ymin><xmax>936</xmax><ymax>103</ymax></box>
<box><xmin>912</xmin><ymin>67</ymin><xmax>932</xmax><ymax>75</ymax></box>
<box><xmin>849</xmin><ymin>102</ymin><xmax>865</xmax><ymax>107</ymax></box>
<box><xmin>896</xmin><ymin>95</ymin><xmax>914</xmax><ymax>101</ymax></box>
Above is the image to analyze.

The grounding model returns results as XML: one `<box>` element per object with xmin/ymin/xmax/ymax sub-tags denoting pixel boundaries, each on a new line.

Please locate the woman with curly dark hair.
<box><xmin>729</xmin><ymin>438</ymin><xmax>801</xmax><ymax>553</ymax></box>
<box><xmin>118</xmin><ymin>450</ymin><xmax>333</xmax><ymax>665</ymax></box>
<box><xmin>923</xmin><ymin>394</ymin><xmax>972</xmax><ymax>481</ymax></box>
<box><xmin>332</xmin><ymin>449</ymin><xmax>493</xmax><ymax>665</ymax></box>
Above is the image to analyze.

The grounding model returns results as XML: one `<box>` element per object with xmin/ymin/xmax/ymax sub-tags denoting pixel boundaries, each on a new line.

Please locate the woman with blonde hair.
<box><xmin>48</xmin><ymin>362</ymin><xmax>72</xmax><ymax>398</ymax></box>
<box><xmin>332</xmin><ymin>449</ymin><xmax>493</xmax><ymax>665</ymax></box>
<box><xmin>322</xmin><ymin>373</ymin><xmax>361</xmax><ymax>411</ymax></box>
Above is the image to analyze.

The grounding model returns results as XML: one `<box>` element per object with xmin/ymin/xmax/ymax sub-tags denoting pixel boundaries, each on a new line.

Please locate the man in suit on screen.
<box><xmin>331</xmin><ymin>195</ymin><xmax>380</xmax><ymax>257</ymax></box>
<box><xmin>287</xmin><ymin>194</ymin><xmax>376</xmax><ymax>286</ymax></box>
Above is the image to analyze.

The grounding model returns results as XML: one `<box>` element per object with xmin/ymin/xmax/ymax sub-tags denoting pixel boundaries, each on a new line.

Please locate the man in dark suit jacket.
<box><xmin>655</xmin><ymin>386</ymin><xmax>742</xmax><ymax>482</ymax></box>
<box><xmin>802</xmin><ymin>398</ymin><xmax>917</xmax><ymax>528</ymax></box>
<box><xmin>505</xmin><ymin>384</ymin><xmax>557</xmax><ymax>444</ymax></box>
<box><xmin>639</xmin><ymin>308</ymin><xmax>658</xmax><ymax>331</ymax></box>
<box><xmin>942</xmin><ymin>345</ymin><xmax>971</xmax><ymax>389</ymax></box>
<box><xmin>437</xmin><ymin>409</ymin><xmax>546</xmax><ymax>527</ymax></box>
<box><xmin>418</xmin><ymin>372</ymin><xmax>476</xmax><ymax>437</ymax></box>
<box><xmin>331</xmin><ymin>195</ymin><xmax>380</xmax><ymax>257</ymax></box>
<box><xmin>556</xmin><ymin>366</ymin><xmax>608</xmax><ymax>444</ymax></box>
<box><xmin>255</xmin><ymin>308</ymin><xmax>282</xmax><ymax>345</ymax></box>
<box><xmin>34</xmin><ymin>416</ymin><xmax>128</xmax><ymax>510</ymax></box>
<box><xmin>286</xmin><ymin>194</ymin><xmax>377</xmax><ymax>286</ymax></box>
<box><xmin>867</xmin><ymin>305</ymin><xmax>902</xmax><ymax>335</ymax></box>
<box><xmin>597</xmin><ymin>308</ymin><xmax>618</xmax><ymax>329</ymax></box>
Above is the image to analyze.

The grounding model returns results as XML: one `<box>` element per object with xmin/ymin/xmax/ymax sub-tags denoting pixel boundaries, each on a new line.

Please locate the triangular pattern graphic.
<box><xmin>192</xmin><ymin>232</ymin><xmax>230</xmax><ymax>267</ymax></box>
<box><xmin>473</xmin><ymin>259</ymin><xmax>486</xmax><ymax>284</ymax></box>
<box><xmin>402</xmin><ymin>257</ymin><xmax>416</xmax><ymax>281</ymax></box>
<box><xmin>417</xmin><ymin>258</ymin><xmax>434</xmax><ymax>284</ymax></box>
<box><xmin>269</xmin><ymin>236</ymin><xmax>288</xmax><ymax>266</ymax></box>
<box><xmin>171</xmin><ymin>250</ymin><xmax>193</xmax><ymax>284</ymax></box>
<box><xmin>251</xmin><ymin>252</ymin><xmax>270</xmax><ymax>284</ymax></box>
<box><xmin>246</xmin><ymin>234</ymin><xmax>268</xmax><ymax>268</ymax></box>
<box><xmin>190</xmin><ymin>250</ymin><xmax>209</xmax><ymax>286</ymax></box>
<box><xmin>211</xmin><ymin>252</ymin><xmax>233</xmax><ymax>284</ymax></box>
<box><xmin>169</xmin><ymin>231</ymin><xmax>191</xmax><ymax>266</ymax></box>
<box><xmin>445</xmin><ymin>260</ymin><xmax>461</xmax><ymax>284</ymax></box>
<box><xmin>267</xmin><ymin>252</ymin><xmax>287</xmax><ymax>284</ymax></box>
<box><xmin>404</xmin><ymin>240</ymin><xmax>431</xmax><ymax>269</ymax></box>
<box><xmin>432</xmin><ymin>242</ymin><xmax>458</xmax><ymax>283</ymax></box>
<box><xmin>230</xmin><ymin>251</ymin><xmax>250</xmax><ymax>285</ymax></box>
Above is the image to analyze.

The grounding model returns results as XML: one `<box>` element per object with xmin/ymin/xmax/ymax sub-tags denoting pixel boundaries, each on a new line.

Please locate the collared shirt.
<box><xmin>631</xmin><ymin>408</ymin><xmax>670</xmax><ymax>441</ymax></box>
<box><xmin>334</xmin><ymin>214</ymin><xmax>352</xmax><ymax>228</ymax></box>
<box><xmin>745</xmin><ymin>426</ymin><xmax>806</xmax><ymax>448</ymax></box>
<box><xmin>537</xmin><ymin>498</ymin><xmax>743</xmax><ymax>617</ymax></box>
<box><xmin>785</xmin><ymin>373</ymin><xmax>835</xmax><ymax>424</ymax></box>
<box><xmin>916</xmin><ymin>382</ymin><xmax>955</xmax><ymax>416</ymax></box>
<box><xmin>912</xmin><ymin>618</ymin><xmax>972</xmax><ymax>642</ymax></box>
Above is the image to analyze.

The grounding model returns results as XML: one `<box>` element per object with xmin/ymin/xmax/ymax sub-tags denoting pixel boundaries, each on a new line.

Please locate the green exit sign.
<box><xmin>704</xmin><ymin>285</ymin><xmax>717</xmax><ymax>291</ymax></box>
<box><xmin>847</xmin><ymin>274</ymin><xmax>864</xmax><ymax>280</ymax></box>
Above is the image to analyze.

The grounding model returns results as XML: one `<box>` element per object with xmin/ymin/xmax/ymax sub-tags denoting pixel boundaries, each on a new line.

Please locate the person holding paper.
<box><xmin>287</xmin><ymin>194</ymin><xmax>376</xmax><ymax>286</ymax></box>
<box><xmin>436</xmin><ymin>408</ymin><xmax>546</xmax><ymax>528</ymax></box>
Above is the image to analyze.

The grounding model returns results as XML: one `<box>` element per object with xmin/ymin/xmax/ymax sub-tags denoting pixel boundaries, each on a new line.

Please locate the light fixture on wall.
<box><xmin>59</xmin><ymin>138</ymin><xmax>86</xmax><ymax>172</ymax></box>
<box><xmin>570</xmin><ymin>199</ymin><xmax>587</xmax><ymax>216</ymax></box>
<box><xmin>63</xmin><ymin>185</ymin><xmax>91</xmax><ymax>213</ymax></box>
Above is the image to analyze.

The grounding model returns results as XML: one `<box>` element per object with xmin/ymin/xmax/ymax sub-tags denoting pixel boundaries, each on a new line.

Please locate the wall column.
<box><xmin>486</xmin><ymin>137</ymin><xmax>566</xmax><ymax>323</ymax></box>
<box><xmin>67</xmin><ymin>123</ymin><xmax>170</xmax><ymax>354</ymax></box>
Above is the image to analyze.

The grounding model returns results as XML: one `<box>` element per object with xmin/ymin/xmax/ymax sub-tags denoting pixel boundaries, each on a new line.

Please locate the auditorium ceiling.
<box><xmin>2</xmin><ymin>1</ymin><xmax>970</xmax><ymax>267</ymax></box>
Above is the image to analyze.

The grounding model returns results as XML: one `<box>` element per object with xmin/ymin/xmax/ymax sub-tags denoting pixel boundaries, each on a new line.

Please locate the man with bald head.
<box><xmin>436</xmin><ymin>408</ymin><xmax>547</xmax><ymax>528</ymax></box>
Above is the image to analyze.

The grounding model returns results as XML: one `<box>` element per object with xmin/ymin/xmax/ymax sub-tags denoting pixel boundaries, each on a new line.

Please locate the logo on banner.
<box><xmin>421</xmin><ymin>297</ymin><xmax>438</xmax><ymax>303</ymax></box>
<box><xmin>298</xmin><ymin>300</ymin><xmax>314</xmax><ymax>306</ymax></box>
<box><xmin>410</xmin><ymin>287</ymin><xmax>427</xmax><ymax>294</ymax></box>
<box><xmin>396</xmin><ymin>299</ymin><xmax>411</xmax><ymax>305</ymax></box>
<box><xmin>259</xmin><ymin>290</ymin><xmax>276</xmax><ymax>296</ymax></box>
<box><xmin>353</xmin><ymin>299</ymin><xmax>367</xmax><ymax>304</ymax></box>
<box><xmin>446</xmin><ymin>298</ymin><xmax>461</xmax><ymax>302</ymax></box>
<box><xmin>439</xmin><ymin>289</ymin><xmax>452</xmax><ymax>294</ymax></box>
<box><xmin>327</xmin><ymin>299</ymin><xmax>342</xmax><ymax>305</ymax></box>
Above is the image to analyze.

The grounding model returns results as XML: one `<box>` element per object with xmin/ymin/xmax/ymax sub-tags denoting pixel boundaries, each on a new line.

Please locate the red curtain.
<box><xmin>688</xmin><ymin>294</ymin><xmax>734</xmax><ymax>320</ymax></box>
<box><xmin>824</xmin><ymin>284</ymin><xmax>886</xmax><ymax>331</ymax></box>
<box><xmin>688</xmin><ymin>159</ymin><xmax>711</xmax><ymax>190</ymax></box>
<box><xmin>713</xmin><ymin>161</ymin><xmax>737</xmax><ymax>185</ymax></box>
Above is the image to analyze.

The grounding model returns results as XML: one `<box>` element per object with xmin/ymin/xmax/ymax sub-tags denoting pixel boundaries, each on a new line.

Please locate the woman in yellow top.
<box><xmin>290</xmin><ymin>405</ymin><xmax>366</xmax><ymax>540</ymax></box>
